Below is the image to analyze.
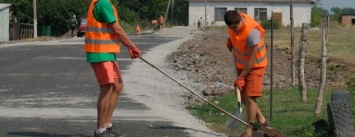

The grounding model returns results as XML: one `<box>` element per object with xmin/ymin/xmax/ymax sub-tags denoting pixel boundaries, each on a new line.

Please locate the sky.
<box><xmin>319</xmin><ymin>0</ymin><xmax>355</xmax><ymax>12</ymax></box>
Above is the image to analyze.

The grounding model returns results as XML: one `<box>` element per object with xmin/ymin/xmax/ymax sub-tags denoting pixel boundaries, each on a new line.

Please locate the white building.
<box><xmin>187</xmin><ymin>0</ymin><xmax>314</xmax><ymax>27</ymax></box>
<box><xmin>0</xmin><ymin>3</ymin><xmax>11</xmax><ymax>42</ymax></box>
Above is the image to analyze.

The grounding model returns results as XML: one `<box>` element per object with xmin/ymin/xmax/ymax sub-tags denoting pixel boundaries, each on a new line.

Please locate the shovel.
<box><xmin>138</xmin><ymin>56</ymin><xmax>284</xmax><ymax>137</ymax></box>
<box><xmin>226</xmin><ymin>87</ymin><xmax>243</xmax><ymax>131</ymax></box>
<box><xmin>226</xmin><ymin>48</ymin><xmax>243</xmax><ymax>131</ymax></box>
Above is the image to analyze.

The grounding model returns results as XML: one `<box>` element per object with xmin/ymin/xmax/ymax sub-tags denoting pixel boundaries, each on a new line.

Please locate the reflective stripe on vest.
<box><xmin>234</xmin><ymin>44</ymin><xmax>265</xmax><ymax>57</ymax></box>
<box><xmin>84</xmin><ymin>0</ymin><xmax>120</xmax><ymax>53</ymax></box>
<box><xmin>229</xmin><ymin>12</ymin><xmax>267</xmax><ymax>69</ymax></box>
<box><xmin>85</xmin><ymin>39</ymin><xmax>120</xmax><ymax>45</ymax></box>
<box><xmin>86</xmin><ymin>27</ymin><xmax>114</xmax><ymax>33</ymax></box>
<box><xmin>236</xmin><ymin>51</ymin><xmax>267</xmax><ymax>65</ymax></box>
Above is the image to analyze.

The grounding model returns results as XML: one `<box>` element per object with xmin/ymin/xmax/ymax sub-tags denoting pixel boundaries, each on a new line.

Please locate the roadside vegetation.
<box><xmin>188</xmin><ymin>87</ymin><xmax>336</xmax><ymax>137</ymax></box>
<box><xmin>0</xmin><ymin>0</ymin><xmax>188</xmax><ymax>36</ymax></box>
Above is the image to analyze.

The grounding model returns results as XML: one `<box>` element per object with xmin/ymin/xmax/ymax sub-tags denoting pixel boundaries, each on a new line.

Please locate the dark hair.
<box><xmin>224</xmin><ymin>10</ymin><xmax>241</xmax><ymax>25</ymax></box>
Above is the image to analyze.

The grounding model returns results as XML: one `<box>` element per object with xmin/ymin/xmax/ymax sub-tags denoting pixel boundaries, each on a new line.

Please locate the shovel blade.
<box><xmin>226</xmin><ymin>108</ymin><xmax>242</xmax><ymax>131</ymax></box>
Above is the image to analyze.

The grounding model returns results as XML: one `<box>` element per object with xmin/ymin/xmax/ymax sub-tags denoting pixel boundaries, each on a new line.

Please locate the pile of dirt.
<box><xmin>166</xmin><ymin>27</ymin><xmax>355</xmax><ymax>98</ymax></box>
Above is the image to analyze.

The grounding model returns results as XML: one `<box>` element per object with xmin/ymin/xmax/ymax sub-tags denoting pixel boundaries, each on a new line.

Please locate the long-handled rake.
<box><xmin>139</xmin><ymin>56</ymin><xmax>283</xmax><ymax>137</ymax></box>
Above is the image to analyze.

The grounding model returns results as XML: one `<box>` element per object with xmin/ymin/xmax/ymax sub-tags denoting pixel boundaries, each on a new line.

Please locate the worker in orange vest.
<box><xmin>151</xmin><ymin>19</ymin><xmax>158</xmax><ymax>30</ymax></box>
<box><xmin>159</xmin><ymin>15</ymin><xmax>165</xmax><ymax>29</ymax></box>
<box><xmin>135</xmin><ymin>25</ymin><xmax>141</xmax><ymax>35</ymax></box>
<box><xmin>224</xmin><ymin>10</ymin><xmax>268</xmax><ymax>137</ymax></box>
<box><xmin>84</xmin><ymin>0</ymin><xmax>141</xmax><ymax>136</ymax></box>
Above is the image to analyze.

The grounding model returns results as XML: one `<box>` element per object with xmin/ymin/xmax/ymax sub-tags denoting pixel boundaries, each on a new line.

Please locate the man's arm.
<box><xmin>107</xmin><ymin>21</ymin><xmax>135</xmax><ymax>49</ymax></box>
<box><xmin>226</xmin><ymin>37</ymin><xmax>233</xmax><ymax>52</ymax></box>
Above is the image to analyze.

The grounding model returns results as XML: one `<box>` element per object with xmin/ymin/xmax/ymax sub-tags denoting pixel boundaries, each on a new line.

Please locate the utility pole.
<box><xmin>33</xmin><ymin>0</ymin><xmax>37</xmax><ymax>38</ymax></box>
<box><xmin>204</xmin><ymin>0</ymin><xmax>207</xmax><ymax>27</ymax></box>
<box><xmin>164</xmin><ymin>0</ymin><xmax>171</xmax><ymax>27</ymax></box>
<box><xmin>171</xmin><ymin>0</ymin><xmax>174</xmax><ymax>23</ymax></box>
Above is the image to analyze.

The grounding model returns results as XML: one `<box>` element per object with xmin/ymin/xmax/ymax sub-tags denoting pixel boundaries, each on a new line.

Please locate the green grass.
<box><xmin>264</xmin><ymin>21</ymin><xmax>355</xmax><ymax>64</ymax></box>
<box><xmin>186</xmin><ymin>87</ymin><xmax>355</xmax><ymax>137</ymax></box>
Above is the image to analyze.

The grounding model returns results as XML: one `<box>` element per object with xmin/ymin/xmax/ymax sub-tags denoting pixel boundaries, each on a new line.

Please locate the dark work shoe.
<box><xmin>260</xmin><ymin>120</ymin><xmax>271</xmax><ymax>127</ymax></box>
<box><xmin>94</xmin><ymin>131</ymin><xmax>113</xmax><ymax>137</ymax></box>
<box><xmin>106</xmin><ymin>125</ymin><xmax>120</xmax><ymax>137</ymax></box>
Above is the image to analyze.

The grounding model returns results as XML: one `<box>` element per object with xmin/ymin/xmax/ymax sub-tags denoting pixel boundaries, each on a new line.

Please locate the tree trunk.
<box><xmin>315</xmin><ymin>16</ymin><xmax>329</xmax><ymax>116</ymax></box>
<box><xmin>299</xmin><ymin>23</ymin><xmax>308</xmax><ymax>102</ymax></box>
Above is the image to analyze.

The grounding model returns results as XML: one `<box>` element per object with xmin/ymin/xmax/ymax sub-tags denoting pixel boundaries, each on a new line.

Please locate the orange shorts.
<box><xmin>90</xmin><ymin>61</ymin><xmax>121</xmax><ymax>86</ymax></box>
<box><xmin>238</xmin><ymin>67</ymin><xmax>266</xmax><ymax>97</ymax></box>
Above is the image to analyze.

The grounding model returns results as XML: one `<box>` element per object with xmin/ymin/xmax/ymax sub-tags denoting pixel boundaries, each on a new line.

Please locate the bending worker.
<box><xmin>224</xmin><ymin>10</ymin><xmax>268</xmax><ymax>137</ymax></box>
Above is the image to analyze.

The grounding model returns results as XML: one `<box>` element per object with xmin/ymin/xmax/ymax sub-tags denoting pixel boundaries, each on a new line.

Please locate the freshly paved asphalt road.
<box><xmin>0</xmin><ymin>34</ymin><xmax>191</xmax><ymax>137</ymax></box>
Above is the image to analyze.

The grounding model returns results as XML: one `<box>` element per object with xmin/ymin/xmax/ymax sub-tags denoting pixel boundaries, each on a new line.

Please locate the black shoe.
<box><xmin>106</xmin><ymin>125</ymin><xmax>120</xmax><ymax>137</ymax></box>
<box><xmin>94</xmin><ymin>131</ymin><xmax>113</xmax><ymax>137</ymax></box>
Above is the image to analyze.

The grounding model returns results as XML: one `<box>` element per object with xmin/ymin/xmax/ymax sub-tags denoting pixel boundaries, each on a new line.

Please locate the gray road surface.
<box><xmin>0</xmin><ymin>34</ymin><xmax>192</xmax><ymax>137</ymax></box>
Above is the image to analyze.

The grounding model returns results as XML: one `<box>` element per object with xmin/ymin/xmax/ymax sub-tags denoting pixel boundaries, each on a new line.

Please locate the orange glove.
<box><xmin>226</xmin><ymin>38</ymin><xmax>233</xmax><ymax>52</ymax></box>
<box><xmin>234</xmin><ymin>77</ymin><xmax>245</xmax><ymax>90</ymax></box>
<box><xmin>129</xmin><ymin>46</ymin><xmax>141</xmax><ymax>59</ymax></box>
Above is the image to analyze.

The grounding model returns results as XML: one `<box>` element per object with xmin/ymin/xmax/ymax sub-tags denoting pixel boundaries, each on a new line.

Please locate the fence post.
<box><xmin>290</xmin><ymin>4</ymin><xmax>296</xmax><ymax>86</ymax></box>
<box><xmin>270</xmin><ymin>11</ymin><xmax>274</xmax><ymax>121</ymax></box>
<box><xmin>299</xmin><ymin>23</ymin><xmax>308</xmax><ymax>102</ymax></box>
<box><xmin>314</xmin><ymin>16</ymin><xmax>329</xmax><ymax>116</ymax></box>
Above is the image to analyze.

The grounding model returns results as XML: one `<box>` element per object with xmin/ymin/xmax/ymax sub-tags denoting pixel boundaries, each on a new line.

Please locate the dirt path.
<box><xmin>166</xmin><ymin>27</ymin><xmax>355</xmax><ymax>99</ymax></box>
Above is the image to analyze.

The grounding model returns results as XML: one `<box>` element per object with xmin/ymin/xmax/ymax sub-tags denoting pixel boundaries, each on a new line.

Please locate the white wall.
<box><xmin>188</xmin><ymin>2</ymin><xmax>312</xmax><ymax>27</ymax></box>
<box><xmin>0</xmin><ymin>4</ymin><xmax>10</xmax><ymax>42</ymax></box>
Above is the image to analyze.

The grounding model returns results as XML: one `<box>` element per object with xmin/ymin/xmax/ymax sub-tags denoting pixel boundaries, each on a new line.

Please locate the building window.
<box><xmin>215</xmin><ymin>7</ymin><xmax>227</xmax><ymax>21</ymax></box>
<box><xmin>235</xmin><ymin>8</ymin><xmax>247</xmax><ymax>14</ymax></box>
<box><xmin>254</xmin><ymin>8</ymin><xmax>267</xmax><ymax>21</ymax></box>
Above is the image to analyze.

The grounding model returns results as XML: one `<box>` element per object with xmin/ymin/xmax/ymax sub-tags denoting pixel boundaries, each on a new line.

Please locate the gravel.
<box><xmin>123</xmin><ymin>26</ymin><xmax>226</xmax><ymax>137</ymax></box>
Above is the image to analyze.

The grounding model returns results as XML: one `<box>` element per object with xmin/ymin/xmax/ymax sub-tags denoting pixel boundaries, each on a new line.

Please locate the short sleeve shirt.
<box><xmin>246</xmin><ymin>29</ymin><xmax>261</xmax><ymax>47</ymax></box>
<box><xmin>86</xmin><ymin>0</ymin><xmax>118</xmax><ymax>63</ymax></box>
<box><xmin>71</xmin><ymin>18</ymin><xmax>77</xmax><ymax>26</ymax></box>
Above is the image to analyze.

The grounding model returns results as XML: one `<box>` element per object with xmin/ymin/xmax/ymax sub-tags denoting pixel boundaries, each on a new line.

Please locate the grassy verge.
<box><xmin>264</xmin><ymin>21</ymin><xmax>355</xmax><ymax>64</ymax></box>
<box><xmin>186</xmin><ymin>87</ymin><xmax>355</xmax><ymax>137</ymax></box>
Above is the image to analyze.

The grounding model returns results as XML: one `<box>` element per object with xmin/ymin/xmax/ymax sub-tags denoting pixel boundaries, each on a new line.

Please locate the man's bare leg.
<box><xmin>256</xmin><ymin>106</ymin><xmax>266</xmax><ymax>124</ymax></box>
<box><xmin>241</xmin><ymin>96</ymin><xmax>266</xmax><ymax>124</ymax></box>
<box><xmin>97</xmin><ymin>84</ymin><xmax>113</xmax><ymax>129</ymax></box>
<box><xmin>105</xmin><ymin>78</ymin><xmax>123</xmax><ymax>124</ymax></box>
<box><xmin>242</xmin><ymin>96</ymin><xmax>262</xmax><ymax>136</ymax></box>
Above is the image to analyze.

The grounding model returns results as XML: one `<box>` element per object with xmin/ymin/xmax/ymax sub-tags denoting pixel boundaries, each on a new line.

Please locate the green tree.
<box><xmin>1</xmin><ymin>0</ymin><xmax>189</xmax><ymax>36</ymax></box>
<box><xmin>37</xmin><ymin>0</ymin><xmax>91</xmax><ymax>36</ymax></box>
<box><xmin>170</xmin><ymin>0</ymin><xmax>189</xmax><ymax>25</ymax></box>
<box><xmin>311</xmin><ymin>7</ymin><xmax>328</xmax><ymax>27</ymax></box>
<box><xmin>329</xmin><ymin>7</ymin><xmax>355</xmax><ymax>23</ymax></box>
<box><xmin>331</xmin><ymin>7</ymin><xmax>341</xmax><ymax>14</ymax></box>
<box><xmin>341</xmin><ymin>7</ymin><xmax>355</xmax><ymax>14</ymax></box>
<box><xmin>0</xmin><ymin>0</ymin><xmax>32</xmax><ymax>23</ymax></box>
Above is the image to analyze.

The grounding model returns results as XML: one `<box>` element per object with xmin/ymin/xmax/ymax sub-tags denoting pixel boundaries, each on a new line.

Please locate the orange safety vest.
<box><xmin>228</xmin><ymin>12</ymin><xmax>267</xmax><ymax>69</ymax></box>
<box><xmin>84</xmin><ymin>0</ymin><xmax>120</xmax><ymax>53</ymax></box>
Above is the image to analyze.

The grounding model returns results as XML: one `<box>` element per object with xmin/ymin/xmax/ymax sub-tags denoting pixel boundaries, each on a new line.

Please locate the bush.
<box><xmin>260</xmin><ymin>18</ymin><xmax>280</xmax><ymax>29</ymax></box>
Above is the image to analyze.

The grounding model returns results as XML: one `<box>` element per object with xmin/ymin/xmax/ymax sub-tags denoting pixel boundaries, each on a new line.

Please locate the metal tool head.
<box><xmin>226</xmin><ymin>107</ymin><xmax>242</xmax><ymax>131</ymax></box>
